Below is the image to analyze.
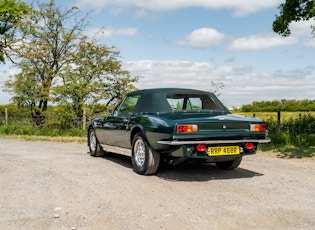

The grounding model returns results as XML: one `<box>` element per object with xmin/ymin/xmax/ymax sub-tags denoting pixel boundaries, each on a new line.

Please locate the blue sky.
<box><xmin>1</xmin><ymin>0</ymin><xmax>315</xmax><ymax>107</ymax></box>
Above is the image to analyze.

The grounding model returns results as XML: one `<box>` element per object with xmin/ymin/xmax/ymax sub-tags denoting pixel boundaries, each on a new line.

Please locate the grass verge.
<box><xmin>0</xmin><ymin>134</ymin><xmax>86</xmax><ymax>143</ymax></box>
<box><xmin>259</xmin><ymin>145</ymin><xmax>315</xmax><ymax>159</ymax></box>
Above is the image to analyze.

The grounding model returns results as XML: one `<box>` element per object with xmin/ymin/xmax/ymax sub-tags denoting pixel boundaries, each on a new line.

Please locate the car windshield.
<box><xmin>166</xmin><ymin>93</ymin><xmax>220</xmax><ymax>111</ymax></box>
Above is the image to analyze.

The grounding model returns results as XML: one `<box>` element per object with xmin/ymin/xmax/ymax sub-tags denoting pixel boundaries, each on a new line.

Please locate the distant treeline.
<box><xmin>240</xmin><ymin>99</ymin><xmax>315</xmax><ymax>112</ymax></box>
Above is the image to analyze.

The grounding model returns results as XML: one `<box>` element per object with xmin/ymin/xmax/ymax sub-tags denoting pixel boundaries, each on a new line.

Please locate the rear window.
<box><xmin>166</xmin><ymin>93</ymin><xmax>219</xmax><ymax>111</ymax></box>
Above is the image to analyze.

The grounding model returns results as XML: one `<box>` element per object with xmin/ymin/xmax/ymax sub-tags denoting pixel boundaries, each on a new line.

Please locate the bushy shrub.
<box><xmin>266</xmin><ymin>113</ymin><xmax>315</xmax><ymax>148</ymax></box>
<box><xmin>0</xmin><ymin>104</ymin><xmax>87</xmax><ymax>137</ymax></box>
<box><xmin>268</xmin><ymin>132</ymin><xmax>289</xmax><ymax>147</ymax></box>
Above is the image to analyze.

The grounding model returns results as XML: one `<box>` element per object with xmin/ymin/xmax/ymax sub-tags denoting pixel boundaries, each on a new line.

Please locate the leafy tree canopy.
<box><xmin>4</xmin><ymin>0</ymin><xmax>139</xmax><ymax>125</ymax></box>
<box><xmin>273</xmin><ymin>0</ymin><xmax>315</xmax><ymax>36</ymax></box>
<box><xmin>0</xmin><ymin>0</ymin><xmax>30</xmax><ymax>63</ymax></box>
<box><xmin>53</xmin><ymin>35</ymin><xmax>139</xmax><ymax>118</ymax></box>
<box><xmin>240</xmin><ymin>99</ymin><xmax>315</xmax><ymax>112</ymax></box>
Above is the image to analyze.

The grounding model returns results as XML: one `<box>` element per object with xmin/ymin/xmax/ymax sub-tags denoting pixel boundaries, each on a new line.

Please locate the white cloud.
<box><xmin>123</xmin><ymin>60</ymin><xmax>315</xmax><ymax>107</ymax></box>
<box><xmin>289</xmin><ymin>20</ymin><xmax>315</xmax><ymax>36</ymax></box>
<box><xmin>75</xmin><ymin>0</ymin><xmax>282</xmax><ymax>17</ymax></box>
<box><xmin>224</xmin><ymin>71</ymin><xmax>315</xmax><ymax>104</ymax></box>
<box><xmin>304</xmin><ymin>39</ymin><xmax>315</xmax><ymax>48</ymax></box>
<box><xmin>124</xmin><ymin>60</ymin><xmax>251</xmax><ymax>83</ymax></box>
<box><xmin>2</xmin><ymin>59</ymin><xmax>314</xmax><ymax>106</ymax></box>
<box><xmin>84</xmin><ymin>27</ymin><xmax>138</xmax><ymax>38</ymax></box>
<box><xmin>289</xmin><ymin>20</ymin><xmax>315</xmax><ymax>49</ymax></box>
<box><xmin>227</xmin><ymin>20</ymin><xmax>315</xmax><ymax>51</ymax></box>
<box><xmin>228</xmin><ymin>33</ymin><xmax>297</xmax><ymax>51</ymax></box>
<box><xmin>175</xmin><ymin>28</ymin><xmax>225</xmax><ymax>48</ymax></box>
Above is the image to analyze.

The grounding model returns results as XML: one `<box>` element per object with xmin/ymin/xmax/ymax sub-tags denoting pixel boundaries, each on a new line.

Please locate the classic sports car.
<box><xmin>88</xmin><ymin>88</ymin><xmax>270</xmax><ymax>175</ymax></box>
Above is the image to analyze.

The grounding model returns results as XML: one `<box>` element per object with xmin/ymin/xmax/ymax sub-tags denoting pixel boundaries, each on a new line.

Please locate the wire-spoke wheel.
<box><xmin>131</xmin><ymin>133</ymin><xmax>160</xmax><ymax>175</ymax></box>
<box><xmin>134</xmin><ymin>139</ymin><xmax>146</xmax><ymax>168</ymax></box>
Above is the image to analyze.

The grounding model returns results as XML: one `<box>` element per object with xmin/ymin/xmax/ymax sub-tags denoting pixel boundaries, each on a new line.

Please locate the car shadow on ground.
<box><xmin>102</xmin><ymin>152</ymin><xmax>133</xmax><ymax>169</ymax></box>
<box><xmin>100</xmin><ymin>152</ymin><xmax>263</xmax><ymax>182</ymax></box>
<box><xmin>157</xmin><ymin>163</ymin><xmax>263</xmax><ymax>182</ymax></box>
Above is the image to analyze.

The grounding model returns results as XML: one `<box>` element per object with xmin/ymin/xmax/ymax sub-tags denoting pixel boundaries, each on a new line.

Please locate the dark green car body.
<box><xmin>88</xmin><ymin>88</ymin><xmax>270</xmax><ymax>175</ymax></box>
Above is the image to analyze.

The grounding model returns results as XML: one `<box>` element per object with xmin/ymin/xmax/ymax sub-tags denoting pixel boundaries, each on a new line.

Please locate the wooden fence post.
<box><xmin>5</xmin><ymin>108</ymin><xmax>8</xmax><ymax>126</ymax></box>
<box><xmin>82</xmin><ymin>108</ymin><xmax>86</xmax><ymax>129</ymax></box>
<box><xmin>276</xmin><ymin>110</ymin><xmax>281</xmax><ymax>133</ymax></box>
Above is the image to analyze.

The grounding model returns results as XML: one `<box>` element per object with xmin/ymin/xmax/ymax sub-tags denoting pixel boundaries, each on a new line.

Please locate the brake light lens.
<box><xmin>177</xmin><ymin>124</ymin><xmax>198</xmax><ymax>133</ymax></box>
<box><xmin>250</xmin><ymin>124</ymin><xmax>267</xmax><ymax>132</ymax></box>
<box><xmin>244</xmin><ymin>142</ymin><xmax>254</xmax><ymax>150</ymax></box>
<box><xmin>196</xmin><ymin>144</ymin><xmax>207</xmax><ymax>152</ymax></box>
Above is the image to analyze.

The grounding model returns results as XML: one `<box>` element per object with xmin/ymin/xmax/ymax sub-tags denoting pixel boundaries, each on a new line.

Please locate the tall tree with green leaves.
<box><xmin>53</xmin><ymin>36</ymin><xmax>139</xmax><ymax>120</ymax></box>
<box><xmin>5</xmin><ymin>0</ymin><xmax>139</xmax><ymax>126</ymax></box>
<box><xmin>0</xmin><ymin>0</ymin><xmax>30</xmax><ymax>63</ymax></box>
<box><xmin>5</xmin><ymin>0</ymin><xmax>86</xmax><ymax>124</ymax></box>
<box><xmin>273</xmin><ymin>0</ymin><xmax>315</xmax><ymax>36</ymax></box>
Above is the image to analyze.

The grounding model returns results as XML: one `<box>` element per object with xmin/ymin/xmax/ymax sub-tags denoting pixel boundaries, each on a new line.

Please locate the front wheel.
<box><xmin>88</xmin><ymin>128</ymin><xmax>105</xmax><ymax>157</ymax></box>
<box><xmin>131</xmin><ymin>133</ymin><xmax>160</xmax><ymax>175</ymax></box>
<box><xmin>215</xmin><ymin>157</ymin><xmax>242</xmax><ymax>170</ymax></box>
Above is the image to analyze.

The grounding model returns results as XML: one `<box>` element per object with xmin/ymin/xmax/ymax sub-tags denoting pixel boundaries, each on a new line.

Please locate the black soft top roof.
<box><xmin>128</xmin><ymin>88</ymin><xmax>227</xmax><ymax>114</ymax></box>
<box><xmin>128</xmin><ymin>88</ymin><xmax>208</xmax><ymax>96</ymax></box>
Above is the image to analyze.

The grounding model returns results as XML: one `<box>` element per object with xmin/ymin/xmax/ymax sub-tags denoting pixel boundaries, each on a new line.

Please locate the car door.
<box><xmin>98</xmin><ymin>95</ymin><xmax>140</xmax><ymax>149</ymax></box>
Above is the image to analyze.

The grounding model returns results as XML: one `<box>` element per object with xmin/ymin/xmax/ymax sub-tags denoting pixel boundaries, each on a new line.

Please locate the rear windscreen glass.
<box><xmin>166</xmin><ymin>93</ymin><xmax>220</xmax><ymax>111</ymax></box>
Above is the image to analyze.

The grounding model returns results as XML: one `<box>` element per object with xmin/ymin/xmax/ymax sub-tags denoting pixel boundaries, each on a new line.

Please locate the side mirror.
<box><xmin>108</xmin><ymin>109</ymin><xmax>118</xmax><ymax>116</ymax></box>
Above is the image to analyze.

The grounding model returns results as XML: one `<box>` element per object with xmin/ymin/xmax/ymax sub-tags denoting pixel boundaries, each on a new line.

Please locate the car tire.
<box><xmin>215</xmin><ymin>156</ymin><xmax>242</xmax><ymax>170</ymax></box>
<box><xmin>131</xmin><ymin>133</ymin><xmax>160</xmax><ymax>175</ymax></box>
<box><xmin>88</xmin><ymin>128</ymin><xmax>105</xmax><ymax>157</ymax></box>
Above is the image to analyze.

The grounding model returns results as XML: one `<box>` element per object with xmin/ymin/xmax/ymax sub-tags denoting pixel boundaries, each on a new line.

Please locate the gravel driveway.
<box><xmin>0</xmin><ymin>138</ymin><xmax>314</xmax><ymax>230</ymax></box>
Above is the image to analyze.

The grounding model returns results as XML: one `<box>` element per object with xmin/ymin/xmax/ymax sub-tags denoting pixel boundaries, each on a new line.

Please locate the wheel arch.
<box><xmin>87</xmin><ymin>125</ymin><xmax>94</xmax><ymax>146</ymax></box>
<box><xmin>130</xmin><ymin>125</ymin><xmax>145</xmax><ymax>145</ymax></box>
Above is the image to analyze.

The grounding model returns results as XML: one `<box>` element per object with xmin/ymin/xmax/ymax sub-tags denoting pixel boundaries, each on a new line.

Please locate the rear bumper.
<box><xmin>159</xmin><ymin>138</ymin><xmax>270</xmax><ymax>159</ymax></box>
<box><xmin>158</xmin><ymin>138</ymin><xmax>271</xmax><ymax>145</ymax></box>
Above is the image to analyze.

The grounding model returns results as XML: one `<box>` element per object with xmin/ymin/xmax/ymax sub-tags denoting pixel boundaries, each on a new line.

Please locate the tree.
<box><xmin>53</xmin><ymin>36</ymin><xmax>139</xmax><ymax>121</ymax></box>
<box><xmin>209</xmin><ymin>81</ymin><xmax>225</xmax><ymax>96</ymax></box>
<box><xmin>0</xmin><ymin>0</ymin><xmax>30</xmax><ymax>63</ymax></box>
<box><xmin>240</xmin><ymin>99</ymin><xmax>315</xmax><ymax>112</ymax></box>
<box><xmin>5</xmin><ymin>0</ymin><xmax>139</xmax><ymax>126</ymax></box>
<box><xmin>273</xmin><ymin>0</ymin><xmax>315</xmax><ymax>36</ymax></box>
<box><xmin>5</xmin><ymin>0</ymin><xmax>86</xmax><ymax>125</ymax></box>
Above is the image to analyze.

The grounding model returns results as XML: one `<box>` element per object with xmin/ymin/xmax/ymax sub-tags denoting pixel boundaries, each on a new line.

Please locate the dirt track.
<box><xmin>0</xmin><ymin>138</ymin><xmax>314</xmax><ymax>230</ymax></box>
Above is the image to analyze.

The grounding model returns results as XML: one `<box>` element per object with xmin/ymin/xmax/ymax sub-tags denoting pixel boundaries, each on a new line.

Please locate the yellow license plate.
<box><xmin>208</xmin><ymin>146</ymin><xmax>240</xmax><ymax>156</ymax></box>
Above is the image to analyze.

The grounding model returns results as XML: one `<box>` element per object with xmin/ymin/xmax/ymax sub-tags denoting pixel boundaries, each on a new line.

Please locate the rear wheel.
<box><xmin>88</xmin><ymin>128</ymin><xmax>105</xmax><ymax>157</ymax></box>
<box><xmin>215</xmin><ymin>157</ymin><xmax>242</xmax><ymax>170</ymax></box>
<box><xmin>131</xmin><ymin>133</ymin><xmax>160</xmax><ymax>175</ymax></box>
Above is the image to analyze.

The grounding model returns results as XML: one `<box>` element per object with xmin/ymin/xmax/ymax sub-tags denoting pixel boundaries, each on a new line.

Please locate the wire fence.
<box><xmin>0</xmin><ymin>108</ymin><xmax>92</xmax><ymax>137</ymax></box>
<box><xmin>1</xmin><ymin>110</ymin><xmax>315</xmax><ymax>133</ymax></box>
<box><xmin>0</xmin><ymin>108</ymin><xmax>90</xmax><ymax>129</ymax></box>
<box><xmin>1</xmin><ymin>109</ymin><xmax>315</xmax><ymax>147</ymax></box>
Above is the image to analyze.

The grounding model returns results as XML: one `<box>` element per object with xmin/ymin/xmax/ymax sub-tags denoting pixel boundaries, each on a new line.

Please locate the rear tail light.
<box><xmin>196</xmin><ymin>144</ymin><xmax>207</xmax><ymax>152</ymax></box>
<box><xmin>177</xmin><ymin>124</ymin><xmax>198</xmax><ymax>133</ymax></box>
<box><xmin>250</xmin><ymin>124</ymin><xmax>267</xmax><ymax>132</ymax></box>
<box><xmin>244</xmin><ymin>142</ymin><xmax>254</xmax><ymax>150</ymax></box>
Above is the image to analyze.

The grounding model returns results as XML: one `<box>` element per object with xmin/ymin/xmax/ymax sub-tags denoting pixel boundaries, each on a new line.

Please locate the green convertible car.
<box><xmin>88</xmin><ymin>88</ymin><xmax>270</xmax><ymax>175</ymax></box>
